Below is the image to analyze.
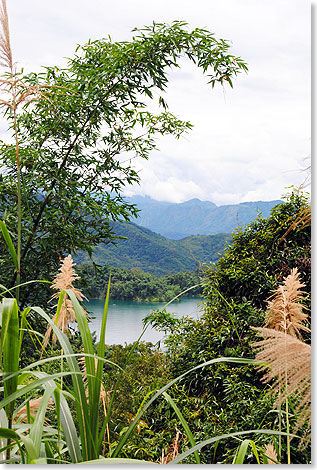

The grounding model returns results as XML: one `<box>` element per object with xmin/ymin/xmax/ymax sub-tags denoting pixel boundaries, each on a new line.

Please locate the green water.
<box><xmin>83</xmin><ymin>297</ymin><xmax>203</xmax><ymax>346</ymax></box>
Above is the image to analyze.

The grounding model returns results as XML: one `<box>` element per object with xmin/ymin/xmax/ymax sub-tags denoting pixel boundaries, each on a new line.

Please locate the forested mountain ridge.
<box><xmin>125</xmin><ymin>196</ymin><xmax>282</xmax><ymax>239</ymax></box>
<box><xmin>75</xmin><ymin>221</ymin><xmax>231</xmax><ymax>276</ymax></box>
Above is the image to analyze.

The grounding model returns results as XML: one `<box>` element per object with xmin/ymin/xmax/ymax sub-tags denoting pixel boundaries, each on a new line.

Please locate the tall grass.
<box><xmin>252</xmin><ymin>268</ymin><xmax>311</xmax><ymax>462</ymax></box>
<box><xmin>0</xmin><ymin>263</ymin><xmax>305</xmax><ymax>462</ymax></box>
<box><xmin>0</xmin><ymin>0</ymin><xmax>309</xmax><ymax>463</ymax></box>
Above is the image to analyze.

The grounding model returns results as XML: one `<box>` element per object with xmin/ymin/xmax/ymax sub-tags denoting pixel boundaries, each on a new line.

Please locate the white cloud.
<box><xmin>2</xmin><ymin>0</ymin><xmax>312</xmax><ymax>205</ymax></box>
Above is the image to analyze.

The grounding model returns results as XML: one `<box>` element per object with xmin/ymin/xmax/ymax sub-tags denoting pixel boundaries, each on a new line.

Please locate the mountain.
<box><xmin>76</xmin><ymin>221</ymin><xmax>232</xmax><ymax>276</ymax></box>
<box><xmin>125</xmin><ymin>196</ymin><xmax>282</xmax><ymax>239</ymax></box>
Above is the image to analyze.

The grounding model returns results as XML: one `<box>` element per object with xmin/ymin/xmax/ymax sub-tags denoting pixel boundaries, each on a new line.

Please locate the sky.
<box><xmin>2</xmin><ymin>0</ymin><xmax>312</xmax><ymax>206</ymax></box>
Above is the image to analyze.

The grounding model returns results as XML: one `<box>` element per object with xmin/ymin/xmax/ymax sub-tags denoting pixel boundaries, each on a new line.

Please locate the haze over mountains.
<box><xmin>76</xmin><ymin>197</ymin><xmax>282</xmax><ymax>275</ymax></box>
<box><xmin>126</xmin><ymin>196</ymin><xmax>282</xmax><ymax>239</ymax></box>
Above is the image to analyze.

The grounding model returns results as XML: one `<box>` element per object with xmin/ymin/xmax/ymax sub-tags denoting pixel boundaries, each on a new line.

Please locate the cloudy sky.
<box><xmin>3</xmin><ymin>0</ymin><xmax>311</xmax><ymax>205</ymax></box>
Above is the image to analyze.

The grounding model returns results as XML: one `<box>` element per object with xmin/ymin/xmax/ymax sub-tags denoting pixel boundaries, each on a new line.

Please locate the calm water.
<box><xmin>83</xmin><ymin>297</ymin><xmax>203</xmax><ymax>346</ymax></box>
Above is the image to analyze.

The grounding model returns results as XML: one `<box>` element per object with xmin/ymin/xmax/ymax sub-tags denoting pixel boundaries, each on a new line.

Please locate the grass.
<box><xmin>1</xmin><ymin>248</ymin><xmax>305</xmax><ymax>463</ymax></box>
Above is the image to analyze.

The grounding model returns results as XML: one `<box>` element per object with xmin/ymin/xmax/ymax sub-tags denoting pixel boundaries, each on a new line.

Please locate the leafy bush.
<box><xmin>152</xmin><ymin>192</ymin><xmax>311</xmax><ymax>463</ymax></box>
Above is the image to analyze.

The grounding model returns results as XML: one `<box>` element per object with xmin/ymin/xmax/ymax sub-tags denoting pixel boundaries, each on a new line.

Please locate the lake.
<box><xmin>83</xmin><ymin>297</ymin><xmax>203</xmax><ymax>346</ymax></box>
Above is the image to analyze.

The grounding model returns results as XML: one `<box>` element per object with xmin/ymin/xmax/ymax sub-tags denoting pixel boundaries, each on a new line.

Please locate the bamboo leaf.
<box><xmin>19</xmin><ymin>435</ymin><xmax>37</xmax><ymax>462</ymax></box>
<box><xmin>58</xmin><ymin>389</ymin><xmax>82</xmax><ymax>463</ymax></box>
<box><xmin>0</xmin><ymin>427</ymin><xmax>25</xmax><ymax>463</ymax></box>
<box><xmin>66</xmin><ymin>290</ymin><xmax>95</xmax><ymax>399</ymax></box>
<box><xmin>162</xmin><ymin>392</ymin><xmax>200</xmax><ymax>464</ymax></box>
<box><xmin>0</xmin><ymin>221</ymin><xmax>18</xmax><ymax>270</ymax></box>
<box><xmin>29</xmin><ymin>386</ymin><xmax>55</xmax><ymax>458</ymax></box>
<box><xmin>0</xmin><ymin>298</ymin><xmax>20</xmax><ymax>418</ymax></box>
<box><xmin>233</xmin><ymin>439</ymin><xmax>251</xmax><ymax>464</ymax></box>
<box><xmin>0</xmin><ymin>371</ymin><xmax>85</xmax><ymax>409</ymax></box>
<box><xmin>1</xmin><ymin>353</ymin><xmax>121</xmax><ymax>383</ymax></box>
<box><xmin>91</xmin><ymin>276</ymin><xmax>111</xmax><ymax>442</ymax></box>
<box><xmin>0</xmin><ymin>280</ymin><xmax>51</xmax><ymax>298</ymax></box>
<box><xmin>65</xmin><ymin>290</ymin><xmax>98</xmax><ymax>459</ymax></box>
<box><xmin>31</xmin><ymin>305</ymin><xmax>91</xmax><ymax>461</ymax></box>
<box><xmin>19</xmin><ymin>307</ymin><xmax>30</xmax><ymax>354</ymax></box>
<box><xmin>249</xmin><ymin>440</ymin><xmax>260</xmax><ymax>464</ymax></box>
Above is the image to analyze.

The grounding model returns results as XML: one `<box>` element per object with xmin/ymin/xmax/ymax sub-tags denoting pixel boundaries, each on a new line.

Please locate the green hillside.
<box><xmin>75</xmin><ymin>221</ymin><xmax>231</xmax><ymax>276</ymax></box>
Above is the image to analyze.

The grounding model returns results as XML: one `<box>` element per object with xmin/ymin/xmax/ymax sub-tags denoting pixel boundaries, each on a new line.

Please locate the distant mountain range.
<box><xmin>76</xmin><ymin>221</ymin><xmax>232</xmax><ymax>276</ymax></box>
<box><xmin>125</xmin><ymin>196</ymin><xmax>282</xmax><ymax>239</ymax></box>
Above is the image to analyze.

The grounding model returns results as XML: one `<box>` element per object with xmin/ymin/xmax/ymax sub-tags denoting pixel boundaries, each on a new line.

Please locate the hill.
<box><xmin>75</xmin><ymin>221</ymin><xmax>231</xmax><ymax>276</ymax></box>
<box><xmin>126</xmin><ymin>196</ymin><xmax>282</xmax><ymax>239</ymax></box>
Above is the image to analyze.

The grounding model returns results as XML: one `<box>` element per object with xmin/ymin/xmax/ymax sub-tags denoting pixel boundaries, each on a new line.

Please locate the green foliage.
<box><xmin>206</xmin><ymin>190</ymin><xmax>311</xmax><ymax>309</ymax></box>
<box><xmin>1</xmin><ymin>12</ymin><xmax>310</xmax><ymax>464</ymax></box>
<box><xmin>152</xmin><ymin>193</ymin><xmax>311</xmax><ymax>463</ymax></box>
<box><xmin>0</xmin><ymin>195</ymin><xmax>310</xmax><ymax>463</ymax></box>
<box><xmin>0</xmin><ymin>21</ymin><xmax>245</xmax><ymax>307</ymax></box>
<box><xmin>77</xmin><ymin>263</ymin><xmax>203</xmax><ymax>301</ymax></box>
<box><xmin>103</xmin><ymin>342</ymin><xmax>170</xmax><ymax>435</ymax></box>
<box><xmin>76</xmin><ymin>221</ymin><xmax>232</xmax><ymax>276</ymax></box>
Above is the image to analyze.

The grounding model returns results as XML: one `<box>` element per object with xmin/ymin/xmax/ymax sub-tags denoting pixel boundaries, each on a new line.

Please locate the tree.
<box><xmin>0</xmin><ymin>20</ymin><xmax>247</xmax><ymax>305</ymax></box>
<box><xmin>152</xmin><ymin>192</ymin><xmax>311</xmax><ymax>463</ymax></box>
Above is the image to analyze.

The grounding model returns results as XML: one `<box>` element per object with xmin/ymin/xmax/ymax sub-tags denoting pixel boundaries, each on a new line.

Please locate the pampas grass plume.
<box><xmin>252</xmin><ymin>268</ymin><xmax>311</xmax><ymax>448</ymax></box>
<box><xmin>263</xmin><ymin>443</ymin><xmax>278</xmax><ymax>464</ymax></box>
<box><xmin>264</xmin><ymin>268</ymin><xmax>309</xmax><ymax>338</ymax></box>
<box><xmin>43</xmin><ymin>255</ymin><xmax>87</xmax><ymax>347</ymax></box>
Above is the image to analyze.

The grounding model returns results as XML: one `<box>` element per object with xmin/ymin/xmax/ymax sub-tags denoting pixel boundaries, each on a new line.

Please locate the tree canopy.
<box><xmin>0</xmin><ymin>21</ymin><xmax>247</xmax><ymax>304</ymax></box>
<box><xmin>146</xmin><ymin>192</ymin><xmax>311</xmax><ymax>463</ymax></box>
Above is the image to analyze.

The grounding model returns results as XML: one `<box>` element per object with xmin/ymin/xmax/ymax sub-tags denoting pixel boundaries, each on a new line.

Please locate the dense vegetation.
<box><xmin>75</xmin><ymin>221</ymin><xmax>231</xmax><ymax>276</ymax></box>
<box><xmin>0</xmin><ymin>4</ymin><xmax>311</xmax><ymax>464</ymax></box>
<box><xmin>77</xmin><ymin>264</ymin><xmax>203</xmax><ymax>301</ymax></box>
<box><xmin>0</xmin><ymin>18</ymin><xmax>244</xmax><ymax>307</ymax></box>
<box><xmin>137</xmin><ymin>191</ymin><xmax>311</xmax><ymax>463</ymax></box>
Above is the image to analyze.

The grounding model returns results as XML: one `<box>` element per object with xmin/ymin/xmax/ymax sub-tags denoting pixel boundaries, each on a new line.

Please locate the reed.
<box><xmin>0</xmin><ymin>2</ymin><xmax>308</xmax><ymax>462</ymax></box>
<box><xmin>252</xmin><ymin>268</ymin><xmax>311</xmax><ymax>458</ymax></box>
<box><xmin>159</xmin><ymin>431</ymin><xmax>180</xmax><ymax>464</ymax></box>
<box><xmin>263</xmin><ymin>268</ymin><xmax>309</xmax><ymax>338</ymax></box>
<box><xmin>43</xmin><ymin>254</ymin><xmax>88</xmax><ymax>347</ymax></box>
<box><xmin>0</xmin><ymin>241</ymin><xmax>303</xmax><ymax>463</ymax></box>
<box><xmin>252</xmin><ymin>327</ymin><xmax>311</xmax><ymax>449</ymax></box>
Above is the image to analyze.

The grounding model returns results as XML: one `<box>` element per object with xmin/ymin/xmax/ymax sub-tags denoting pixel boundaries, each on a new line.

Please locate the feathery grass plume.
<box><xmin>43</xmin><ymin>255</ymin><xmax>87</xmax><ymax>347</ymax></box>
<box><xmin>0</xmin><ymin>0</ymin><xmax>49</xmax><ymax>109</ymax></box>
<box><xmin>264</xmin><ymin>268</ymin><xmax>309</xmax><ymax>338</ymax></box>
<box><xmin>252</xmin><ymin>327</ymin><xmax>311</xmax><ymax>448</ymax></box>
<box><xmin>252</xmin><ymin>268</ymin><xmax>311</xmax><ymax>449</ymax></box>
<box><xmin>0</xmin><ymin>0</ymin><xmax>12</xmax><ymax>70</ymax></box>
<box><xmin>14</xmin><ymin>397</ymin><xmax>54</xmax><ymax>424</ymax></box>
<box><xmin>159</xmin><ymin>431</ymin><xmax>180</xmax><ymax>464</ymax></box>
<box><xmin>262</xmin><ymin>443</ymin><xmax>278</xmax><ymax>464</ymax></box>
